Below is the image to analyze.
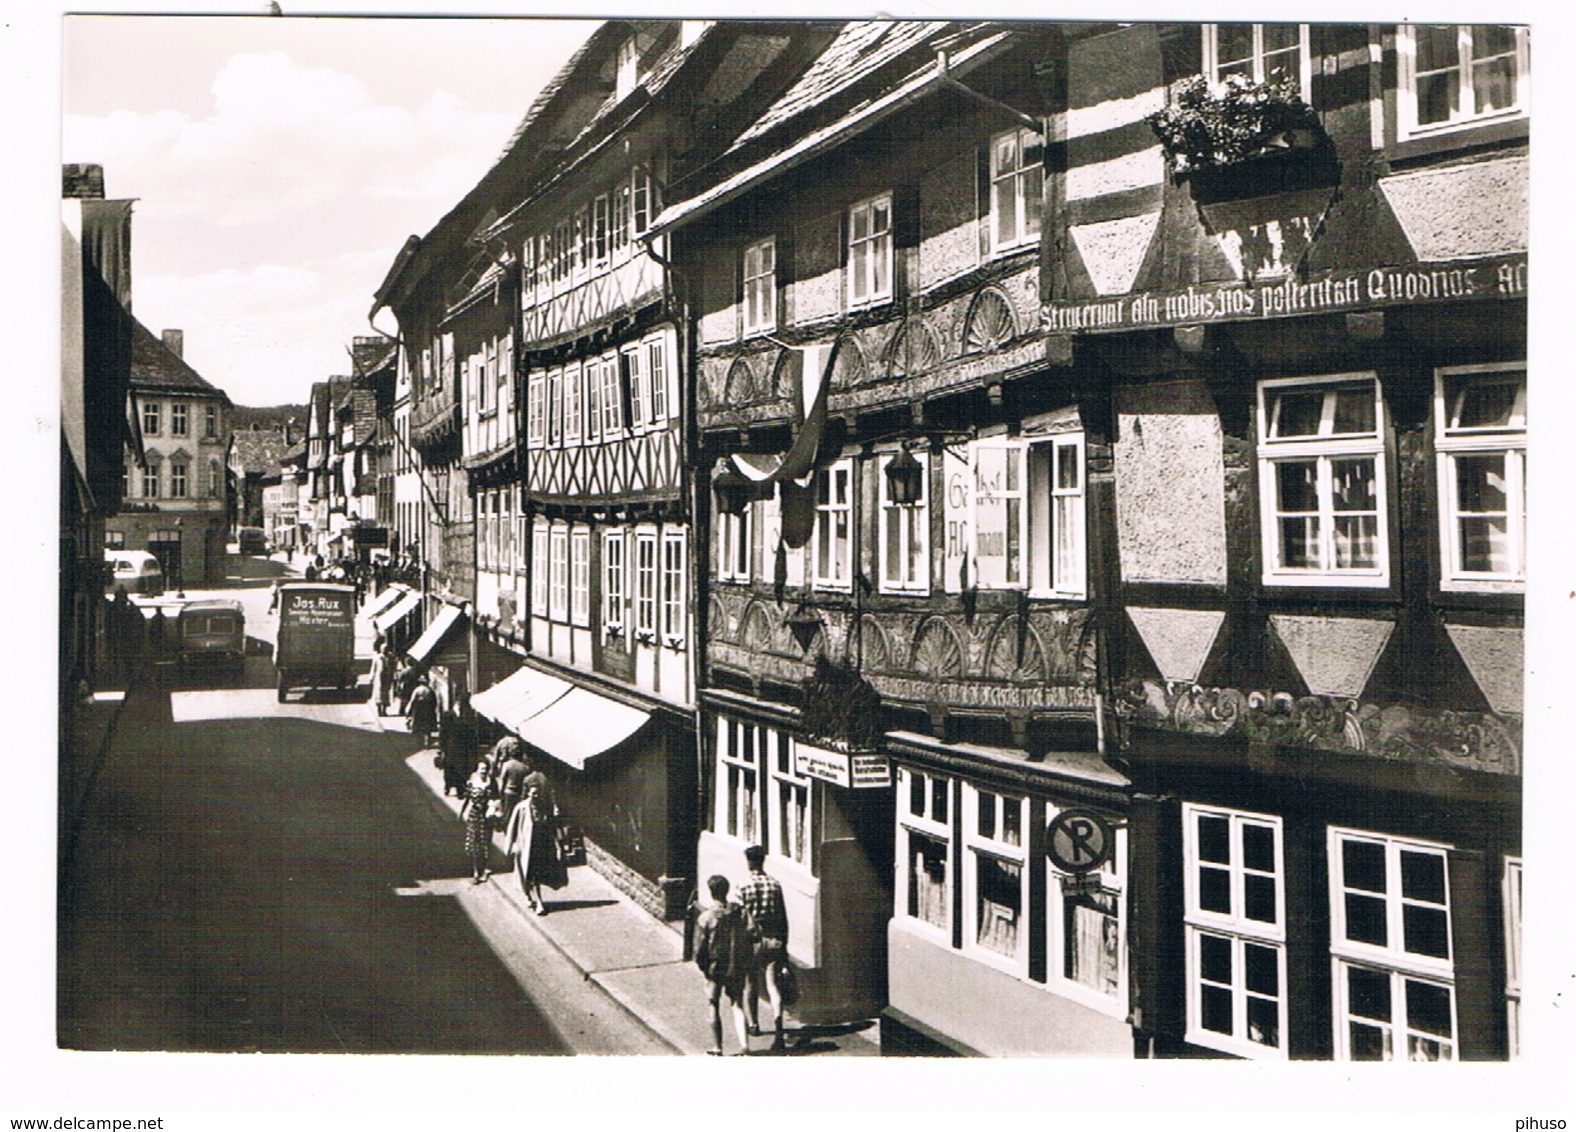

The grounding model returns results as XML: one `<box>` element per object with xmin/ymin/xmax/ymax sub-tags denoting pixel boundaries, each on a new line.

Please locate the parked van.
<box><xmin>275</xmin><ymin>583</ymin><xmax>356</xmax><ymax>701</ymax></box>
<box><xmin>176</xmin><ymin>599</ymin><xmax>246</xmax><ymax>672</ymax></box>
<box><xmin>237</xmin><ymin>527</ymin><xmax>269</xmax><ymax>555</ymax></box>
<box><xmin>104</xmin><ymin>549</ymin><xmax>165</xmax><ymax>596</ymax></box>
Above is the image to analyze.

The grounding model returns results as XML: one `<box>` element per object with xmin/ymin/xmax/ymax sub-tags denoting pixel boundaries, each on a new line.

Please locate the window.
<box><xmin>549</xmin><ymin>527</ymin><xmax>569</xmax><ymax>623</ymax></box>
<box><xmin>1029</xmin><ymin>435</ymin><xmax>1087</xmax><ymax>599</ymax></box>
<box><xmin>990</xmin><ymin>128</ymin><xmax>1044</xmax><ymax>253</ymax></box>
<box><xmin>527</xmin><ymin>370</ymin><xmax>545</xmax><ymax>447</ymax></box>
<box><xmin>564</xmin><ymin>362</ymin><xmax>583</xmax><ymax>444</ymax></box>
<box><xmin>965</xmin><ymin>785</ymin><xmax>1026</xmax><ymax>967</ymax></box>
<box><xmin>600</xmin><ymin>355</ymin><xmax>624</xmax><ymax>436</ymax></box>
<box><xmin>168</xmin><ymin>461</ymin><xmax>186</xmax><ymax>499</ymax></box>
<box><xmin>847</xmin><ymin>192</ymin><xmax>893</xmax><ymax>307</ymax></box>
<box><xmin>105</xmin><ymin>530</ymin><xmax>125</xmax><ymax>549</ymax></box>
<box><xmin>742</xmin><ymin>237</ymin><xmax>776</xmax><ymax>335</ymax></box>
<box><xmin>717</xmin><ymin>500</ymin><xmax>752</xmax><ymax>584</ymax></box>
<box><xmin>715</xmin><ymin>718</ymin><xmax>762</xmax><ymax>844</ymax></box>
<box><xmin>171</xmin><ymin>402</ymin><xmax>189</xmax><ymax>437</ymax></box>
<box><xmin>973</xmin><ymin>442</ymin><xmax>1024</xmax><ymax>588</ymax></box>
<box><xmin>623</xmin><ymin>346</ymin><xmax>647</xmax><ymax>430</ymax></box>
<box><xmin>142</xmin><ymin>401</ymin><xmax>160</xmax><ymax>436</ymax></box>
<box><xmin>1205</xmin><ymin>24</ymin><xmax>1311</xmax><ymax>92</ymax></box>
<box><xmin>1257</xmin><ymin>375</ymin><xmax>1389</xmax><ymax>586</ymax></box>
<box><xmin>208</xmin><ymin>460</ymin><xmax>221</xmax><ymax>497</ymax></box>
<box><xmin>879</xmin><ymin>450</ymin><xmax>929</xmax><ymax>594</ymax></box>
<box><xmin>769</xmin><ymin>731</ymin><xmax>811</xmax><ymax>868</ymax></box>
<box><xmin>612</xmin><ymin>182</ymin><xmax>630</xmax><ymax>256</ymax></box>
<box><xmin>813</xmin><ymin>460</ymin><xmax>853</xmax><ymax>590</ymax></box>
<box><xmin>1398</xmin><ymin>25</ymin><xmax>1529</xmax><ymax>140</ymax></box>
<box><xmin>547</xmin><ymin>367</ymin><xmax>563</xmax><ymax>447</ymax></box>
<box><xmin>575</xmin><ymin>206</ymin><xmax>591</xmax><ymax>277</ymax></box>
<box><xmin>1504</xmin><ymin>857</ymin><xmax>1522</xmax><ymax>1060</ymax></box>
<box><xmin>661</xmin><ymin>532</ymin><xmax>685</xmax><ymax>646</ymax></box>
<box><xmin>592</xmin><ymin>194</ymin><xmax>610</xmax><ymax>266</ymax></box>
<box><xmin>1183</xmin><ymin>804</ymin><xmax>1287</xmax><ymax>1059</ymax></box>
<box><xmin>603</xmin><ymin>530</ymin><xmax>625</xmax><ymax>634</ymax></box>
<box><xmin>1049</xmin><ymin>804</ymin><xmax>1126</xmax><ymax>1010</ymax></box>
<box><xmin>1330</xmin><ymin>829</ymin><xmax>1456</xmax><ymax>1061</ymax></box>
<box><xmin>142</xmin><ymin>463</ymin><xmax>160</xmax><ymax>498</ymax></box>
<box><xmin>570</xmin><ymin>529</ymin><xmax>590</xmax><ymax>628</ymax></box>
<box><xmin>898</xmin><ymin>766</ymin><xmax>951</xmax><ymax>933</ymax></box>
<box><xmin>1435</xmin><ymin>364</ymin><xmax>1526</xmax><ymax>590</ymax></box>
<box><xmin>205</xmin><ymin>404</ymin><xmax>218</xmax><ymax>438</ymax></box>
<box><xmin>532</xmin><ymin>521</ymin><xmax>549</xmax><ymax>616</ymax></box>
<box><xmin>647</xmin><ymin>337</ymin><xmax>669</xmax><ymax>425</ymax></box>
<box><xmin>501</xmin><ymin>490</ymin><xmax>513</xmax><ymax>574</ymax></box>
<box><xmin>634</xmin><ymin>531</ymin><xmax>657</xmax><ymax>640</ymax></box>
<box><xmin>477</xmin><ymin>347</ymin><xmax>493</xmax><ymax>415</ymax></box>
<box><xmin>632</xmin><ymin>166</ymin><xmax>654</xmax><ymax>236</ymax></box>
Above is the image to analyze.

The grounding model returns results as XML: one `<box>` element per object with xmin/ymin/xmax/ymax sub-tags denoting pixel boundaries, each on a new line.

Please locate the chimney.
<box><xmin>162</xmin><ymin>329</ymin><xmax>184</xmax><ymax>358</ymax></box>
<box><xmin>62</xmin><ymin>164</ymin><xmax>105</xmax><ymax>200</ymax></box>
<box><xmin>351</xmin><ymin>335</ymin><xmax>386</xmax><ymax>377</ymax></box>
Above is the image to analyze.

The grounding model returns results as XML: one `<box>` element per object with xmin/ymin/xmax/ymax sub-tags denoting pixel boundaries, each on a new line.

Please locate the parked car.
<box><xmin>104</xmin><ymin>549</ymin><xmax>165</xmax><ymax>596</ymax></box>
<box><xmin>275</xmin><ymin>583</ymin><xmax>356</xmax><ymax>701</ymax></box>
<box><xmin>176</xmin><ymin>599</ymin><xmax>246</xmax><ymax>672</ymax></box>
<box><xmin>237</xmin><ymin>527</ymin><xmax>269</xmax><ymax>555</ymax></box>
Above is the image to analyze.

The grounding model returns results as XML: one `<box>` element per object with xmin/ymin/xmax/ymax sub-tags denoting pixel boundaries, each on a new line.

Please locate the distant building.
<box><xmin>228</xmin><ymin>424</ymin><xmax>294</xmax><ymax>533</ymax></box>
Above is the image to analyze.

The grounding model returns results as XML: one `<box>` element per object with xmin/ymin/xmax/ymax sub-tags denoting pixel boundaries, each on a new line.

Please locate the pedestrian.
<box><xmin>504</xmin><ymin>777</ymin><xmax>567</xmax><ymax>914</ymax></box>
<box><xmin>370</xmin><ymin>641</ymin><xmax>394</xmax><ymax>714</ymax></box>
<box><xmin>268</xmin><ymin>578</ymin><xmax>281</xmax><ymax>613</ymax></box>
<box><xmin>391</xmin><ymin>656</ymin><xmax>416</xmax><ymax>714</ymax></box>
<box><xmin>693</xmin><ymin>874</ymin><xmax>755</xmax><ymax>1056</ymax></box>
<box><xmin>148</xmin><ymin>606</ymin><xmax>167</xmax><ymax>659</ymax></box>
<box><xmin>304</xmin><ymin>561</ymin><xmax>318</xmax><ymax>582</ymax></box>
<box><xmin>495</xmin><ymin>740</ymin><xmax>529</xmax><ymax>828</ymax></box>
<box><xmin>461</xmin><ymin>756</ymin><xmax>495</xmax><ymax>885</ymax></box>
<box><xmin>738</xmin><ymin>844</ymin><xmax>790</xmax><ymax>1051</ymax></box>
<box><xmin>406</xmin><ymin>676</ymin><xmax>437</xmax><ymax>748</ymax></box>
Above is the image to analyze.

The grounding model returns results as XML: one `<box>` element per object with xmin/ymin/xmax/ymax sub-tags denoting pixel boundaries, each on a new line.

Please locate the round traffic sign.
<box><xmin>1047</xmin><ymin>809</ymin><xmax>1114</xmax><ymax>874</ymax></box>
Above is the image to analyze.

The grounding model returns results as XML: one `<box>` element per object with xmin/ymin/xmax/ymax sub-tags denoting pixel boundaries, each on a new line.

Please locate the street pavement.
<box><xmin>59</xmin><ymin>551</ymin><xmax>879</xmax><ymax>1057</ymax></box>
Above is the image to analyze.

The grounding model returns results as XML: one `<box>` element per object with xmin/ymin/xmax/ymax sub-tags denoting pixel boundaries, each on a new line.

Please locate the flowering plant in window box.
<box><xmin>1147</xmin><ymin>75</ymin><xmax>1335</xmax><ymax>203</ymax></box>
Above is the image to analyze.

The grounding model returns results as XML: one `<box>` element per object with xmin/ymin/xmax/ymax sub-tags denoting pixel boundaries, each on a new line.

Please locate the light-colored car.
<box><xmin>104</xmin><ymin>549</ymin><xmax>165</xmax><ymax>596</ymax></box>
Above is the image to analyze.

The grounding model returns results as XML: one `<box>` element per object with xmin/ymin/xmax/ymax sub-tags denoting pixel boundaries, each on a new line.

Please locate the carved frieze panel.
<box><xmin>1116</xmin><ymin>678</ymin><xmax>1522</xmax><ymax>776</ymax></box>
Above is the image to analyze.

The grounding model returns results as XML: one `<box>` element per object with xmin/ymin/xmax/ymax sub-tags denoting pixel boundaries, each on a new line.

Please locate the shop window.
<box><xmin>743</xmin><ymin>237</ymin><xmax>776</xmax><ymax>336</ymax></box>
<box><xmin>769</xmin><ymin>731</ymin><xmax>811</xmax><ymax>868</ymax></box>
<box><xmin>1048</xmin><ymin>806</ymin><xmax>1127</xmax><ymax>1011</ymax></box>
<box><xmin>661</xmin><ymin>531</ymin><xmax>685</xmax><ymax>647</ymax></box>
<box><xmin>602</xmin><ymin>530</ymin><xmax>625</xmax><ymax>635</ymax></box>
<box><xmin>965</xmin><ymin>785</ymin><xmax>1027</xmax><ymax>968</ymax></box>
<box><xmin>716</xmin><ymin>718</ymin><xmax>763</xmax><ymax>845</ymax></box>
<box><xmin>897</xmin><ymin>766</ymin><xmax>952</xmax><ymax>935</ymax></box>
<box><xmin>989</xmin><ymin>127</ymin><xmax>1044</xmax><ymax>254</ymax></box>
<box><xmin>634</xmin><ymin>530</ymin><xmax>658</xmax><ymax>641</ymax></box>
<box><xmin>1257</xmin><ymin>375</ymin><xmax>1389</xmax><ymax>587</ymax></box>
<box><xmin>1505</xmin><ymin>857</ymin><xmax>1521</xmax><ymax>1059</ymax></box>
<box><xmin>847</xmin><ymin>192</ymin><xmax>893</xmax><ymax>308</ymax></box>
<box><xmin>812</xmin><ymin>459</ymin><xmax>853</xmax><ymax>591</ymax></box>
<box><xmin>1435</xmin><ymin>364</ymin><xmax>1526</xmax><ymax>591</ymax></box>
<box><xmin>1329</xmin><ymin>828</ymin><xmax>1456</xmax><ymax>1061</ymax></box>
<box><xmin>1205</xmin><ymin>24</ymin><xmax>1311</xmax><ymax>92</ymax></box>
<box><xmin>570</xmin><ymin>529</ymin><xmax>590</xmax><ymax>627</ymax></box>
<box><xmin>1183</xmin><ymin>804</ymin><xmax>1287</xmax><ymax>1059</ymax></box>
<box><xmin>1398</xmin><ymin>24</ymin><xmax>1529</xmax><ymax>140</ymax></box>
<box><xmin>878</xmin><ymin>449</ymin><xmax>929</xmax><ymax>595</ymax></box>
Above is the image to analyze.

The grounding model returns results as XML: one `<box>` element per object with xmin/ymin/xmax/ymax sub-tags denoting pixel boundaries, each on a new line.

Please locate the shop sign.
<box><xmin>1047</xmin><ymin>809</ymin><xmax>1114</xmax><ymax>874</ymax></box>
<box><xmin>795</xmin><ymin>743</ymin><xmax>892</xmax><ymax>789</ymax></box>
<box><xmin>1043</xmin><ymin>253</ymin><xmax>1527</xmax><ymax>335</ymax></box>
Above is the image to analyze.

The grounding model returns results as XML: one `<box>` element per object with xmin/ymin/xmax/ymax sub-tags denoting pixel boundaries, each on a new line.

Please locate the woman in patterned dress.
<box><xmin>462</xmin><ymin>757</ymin><xmax>494</xmax><ymax>884</ymax></box>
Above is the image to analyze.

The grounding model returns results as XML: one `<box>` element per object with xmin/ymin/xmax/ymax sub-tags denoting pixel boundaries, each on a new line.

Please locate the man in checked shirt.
<box><xmin>737</xmin><ymin>844</ymin><xmax>789</xmax><ymax>1052</ymax></box>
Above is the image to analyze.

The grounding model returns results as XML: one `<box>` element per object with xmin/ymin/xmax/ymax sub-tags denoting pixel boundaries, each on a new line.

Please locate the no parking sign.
<box><xmin>1047</xmin><ymin>809</ymin><xmax>1114</xmax><ymax>874</ymax></box>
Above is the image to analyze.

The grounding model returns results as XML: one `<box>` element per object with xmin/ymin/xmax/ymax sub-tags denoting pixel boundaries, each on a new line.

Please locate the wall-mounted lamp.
<box><xmin>784</xmin><ymin>602</ymin><xmax>824</xmax><ymax>652</ymax></box>
<box><xmin>884</xmin><ymin>443</ymin><xmax>924</xmax><ymax>506</ymax></box>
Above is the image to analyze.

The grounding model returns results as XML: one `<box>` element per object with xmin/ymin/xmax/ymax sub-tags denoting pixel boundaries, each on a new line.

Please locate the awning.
<box><xmin>471</xmin><ymin>665</ymin><xmax>572</xmax><ymax>735</ymax></box>
<box><xmin>373</xmin><ymin>589</ymin><xmax>423</xmax><ymax>635</ymax></box>
<box><xmin>407</xmin><ymin>603</ymin><xmax>466</xmax><ymax>667</ymax></box>
<box><xmin>521</xmin><ymin>687</ymin><xmax>651</xmax><ymax>770</ymax></box>
<box><xmin>362</xmin><ymin>584</ymin><xmax>408</xmax><ymax>622</ymax></box>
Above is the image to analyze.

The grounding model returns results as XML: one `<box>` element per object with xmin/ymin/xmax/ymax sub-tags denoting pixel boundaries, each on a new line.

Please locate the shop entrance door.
<box><xmin>148</xmin><ymin>528</ymin><xmax>182</xmax><ymax>591</ymax></box>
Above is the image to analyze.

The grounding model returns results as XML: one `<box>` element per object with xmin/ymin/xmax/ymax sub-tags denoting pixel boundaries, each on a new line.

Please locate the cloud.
<box><xmin>63</xmin><ymin>50</ymin><xmax>517</xmax><ymax>228</ymax></box>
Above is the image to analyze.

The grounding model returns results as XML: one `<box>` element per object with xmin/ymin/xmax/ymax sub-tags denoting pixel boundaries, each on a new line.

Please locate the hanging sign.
<box><xmin>795</xmin><ymin>743</ymin><xmax>892</xmax><ymax>789</ymax></box>
<box><xmin>1047</xmin><ymin>809</ymin><xmax>1114</xmax><ymax>874</ymax></box>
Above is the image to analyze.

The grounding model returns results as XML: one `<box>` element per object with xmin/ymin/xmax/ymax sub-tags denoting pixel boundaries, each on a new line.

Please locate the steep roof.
<box><xmin>230</xmin><ymin>429</ymin><xmax>291</xmax><ymax>475</ymax></box>
<box><xmin>129</xmin><ymin>318</ymin><xmax>229</xmax><ymax>401</ymax></box>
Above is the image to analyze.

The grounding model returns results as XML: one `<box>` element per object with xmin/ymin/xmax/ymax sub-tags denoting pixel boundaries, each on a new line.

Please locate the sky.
<box><xmin>61</xmin><ymin>14</ymin><xmax>599</xmax><ymax>408</ymax></box>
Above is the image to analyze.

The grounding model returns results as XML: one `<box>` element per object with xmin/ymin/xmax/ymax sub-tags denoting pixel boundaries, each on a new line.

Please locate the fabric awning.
<box><xmin>406</xmin><ymin>603</ymin><xmax>466</xmax><ymax>666</ymax></box>
<box><xmin>521</xmin><ymin>687</ymin><xmax>651</xmax><ymax>770</ymax></box>
<box><xmin>362</xmin><ymin>584</ymin><xmax>408</xmax><ymax>622</ymax></box>
<box><xmin>470</xmin><ymin>665</ymin><xmax>572</xmax><ymax>735</ymax></box>
<box><xmin>373</xmin><ymin>590</ymin><xmax>423</xmax><ymax>635</ymax></box>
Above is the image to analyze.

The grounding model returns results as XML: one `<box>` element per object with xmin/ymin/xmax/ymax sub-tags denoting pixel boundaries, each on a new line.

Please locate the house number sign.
<box><xmin>1047</xmin><ymin>810</ymin><xmax>1114</xmax><ymax>874</ymax></box>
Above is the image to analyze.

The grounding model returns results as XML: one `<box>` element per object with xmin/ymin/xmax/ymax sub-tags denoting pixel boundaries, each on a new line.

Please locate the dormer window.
<box><xmin>616</xmin><ymin>36</ymin><xmax>641</xmax><ymax>101</ymax></box>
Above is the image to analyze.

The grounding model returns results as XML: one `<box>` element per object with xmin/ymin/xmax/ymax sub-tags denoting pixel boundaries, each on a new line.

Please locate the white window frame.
<box><xmin>1397</xmin><ymin>24</ymin><xmax>1529</xmax><ymax>141</ymax></box>
<box><xmin>1329</xmin><ymin>828</ymin><xmax>1457</xmax><ymax>1061</ymax></box>
<box><xmin>142</xmin><ymin>400</ymin><xmax>160</xmax><ymax>437</ymax></box>
<box><xmin>477</xmin><ymin>492</ymin><xmax>490</xmax><ymax>571</ymax></box>
<box><xmin>661</xmin><ymin>530</ymin><xmax>685</xmax><ymax>648</ymax></box>
<box><xmin>546</xmin><ymin>367</ymin><xmax>563</xmax><ymax>447</ymax></box>
<box><xmin>717</xmin><ymin>499</ymin><xmax>752</xmax><ymax>585</ymax></box>
<box><xmin>526</xmin><ymin>369</ymin><xmax>545</xmax><ymax>447</ymax></box>
<box><xmin>972</xmin><ymin>440</ymin><xmax>1026</xmax><ymax>590</ymax></box>
<box><xmin>812</xmin><ymin>459</ymin><xmax>854</xmax><ymax>592</ymax></box>
<box><xmin>205</xmin><ymin>403</ymin><xmax>218</xmax><ymax>438</ymax></box>
<box><xmin>768</xmin><ymin>730</ymin><xmax>812</xmax><ymax>870</ymax></box>
<box><xmin>1204</xmin><ymin>24</ymin><xmax>1313</xmax><ymax>93</ymax></box>
<box><xmin>962</xmin><ymin>783</ymin><xmax>1028</xmax><ymax>973</ymax></box>
<box><xmin>169</xmin><ymin>461</ymin><xmax>187</xmax><ymax>499</ymax></box>
<box><xmin>548</xmin><ymin>526</ymin><xmax>569</xmax><ymax>623</ymax></box>
<box><xmin>847</xmin><ymin>192</ymin><xmax>893</xmax><ymax>308</ymax></box>
<box><xmin>647</xmin><ymin>335</ymin><xmax>669</xmax><ymax>425</ymax></box>
<box><xmin>564</xmin><ymin>361</ymin><xmax>583</xmax><ymax>445</ymax></box>
<box><xmin>142</xmin><ymin>463</ymin><xmax>160</xmax><ymax>499</ymax></box>
<box><xmin>877</xmin><ymin>449</ymin><xmax>930</xmax><ymax>595</ymax></box>
<box><xmin>171</xmin><ymin>402</ymin><xmax>189</xmax><ymax>437</ymax></box>
<box><xmin>570</xmin><ymin>528</ymin><xmax>591</xmax><ymax>628</ymax></box>
<box><xmin>989</xmin><ymin>127</ymin><xmax>1044</xmax><ymax>254</ymax></box>
<box><xmin>623</xmin><ymin>345</ymin><xmax>647</xmax><ymax>431</ymax></box>
<box><xmin>742</xmin><ymin>237</ymin><xmax>777</xmax><ymax>336</ymax></box>
<box><xmin>602</xmin><ymin>529</ymin><xmax>625</xmax><ymax>635</ymax></box>
<box><xmin>501</xmin><ymin>489</ymin><xmax>514</xmax><ymax>575</ymax></box>
<box><xmin>715</xmin><ymin>717</ymin><xmax>763</xmax><ymax>845</ymax></box>
<box><xmin>1183</xmin><ymin>803</ymin><xmax>1288</xmax><ymax>1060</ymax></box>
<box><xmin>1028</xmin><ymin>434</ymin><xmax>1087</xmax><ymax>599</ymax></box>
<box><xmin>634</xmin><ymin>529</ymin><xmax>658</xmax><ymax>642</ymax></box>
<box><xmin>1047</xmin><ymin>805</ymin><xmax>1128</xmax><ymax>1015</ymax></box>
<box><xmin>1256</xmin><ymin>373</ymin><xmax>1390</xmax><ymax>587</ymax></box>
<box><xmin>1434</xmin><ymin>363</ymin><xmax>1526</xmax><ymax>592</ymax></box>
<box><xmin>600</xmin><ymin>354</ymin><xmax>624</xmax><ymax>437</ymax></box>
<box><xmin>1504</xmin><ymin>856</ymin><xmax>1521</xmax><ymax>1060</ymax></box>
<box><xmin>896</xmin><ymin>765</ymin><xmax>953</xmax><ymax>940</ymax></box>
<box><xmin>531</xmin><ymin>520</ymin><xmax>549</xmax><ymax>617</ymax></box>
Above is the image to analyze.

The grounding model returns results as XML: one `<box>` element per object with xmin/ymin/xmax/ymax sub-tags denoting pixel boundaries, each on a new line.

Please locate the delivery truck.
<box><xmin>275</xmin><ymin>582</ymin><xmax>356</xmax><ymax>702</ymax></box>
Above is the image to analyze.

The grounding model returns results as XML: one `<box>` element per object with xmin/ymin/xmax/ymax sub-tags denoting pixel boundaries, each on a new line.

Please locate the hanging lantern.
<box><xmin>784</xmin><ymin>602</ymin><xmax>824</xmax><ymax>652</ymax></box>
<box><xmin>884</xmin><ymin>443</ymin><xmax>924</xmax><ymax>505</ymax></box>
<box><xmin>713</xmin><ymin>461</ymin><xmax>751</xmax><ymax>516</ymax></box>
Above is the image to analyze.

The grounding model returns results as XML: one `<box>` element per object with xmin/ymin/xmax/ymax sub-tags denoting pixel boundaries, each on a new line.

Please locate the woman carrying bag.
<box><xmin>504</xmin><ymin>780</ymin><xmax>568</xmax><ymax>914</ymax></box>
